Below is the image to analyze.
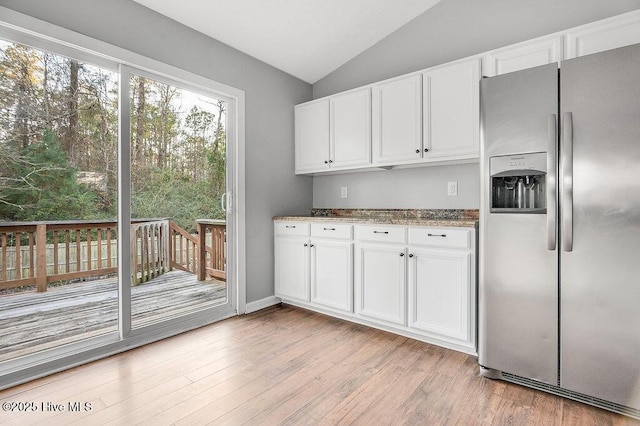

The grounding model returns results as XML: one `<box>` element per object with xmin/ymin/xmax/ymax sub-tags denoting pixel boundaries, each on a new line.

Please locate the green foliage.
<box><xmin>0</xmin><ymin>131</ymin><xmax>104</xmax><ymax>221</ymax></box>
<box><xmin>131</xmin><ymin>166</ymin><xmax>224</xmax><ymax>233</ymax></box>
<box><xmin>0</xmin><ymin>41</ymin><xmax>227</xmax><ymax>227</ymax></box>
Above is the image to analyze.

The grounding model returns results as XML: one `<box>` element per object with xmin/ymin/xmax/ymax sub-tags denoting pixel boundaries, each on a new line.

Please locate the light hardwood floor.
<box><xmin>0</xmin><ymin>305</ymin><xmax>638</xmax><ymax>425</ymax></box>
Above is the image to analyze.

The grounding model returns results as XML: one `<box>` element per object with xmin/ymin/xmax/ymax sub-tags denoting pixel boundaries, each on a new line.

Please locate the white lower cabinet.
<box><xmin>408</xmin><ymin>248</ymin><xmax>471</xmax><ymax>342</ymax></box>
<box><xmin>355</xmin><ymin>243</ymin><xmax>407</xmax><ymax>326</ymax></box>
<box><xmin>406</xmin><ymin>227</ymin><xmax>476</xmax><ymax>351</ymax></box>
<box><xmin>274</xmin><ymin>220</ymin><xmax>477</xmax><ymax>355</ymax></box>
<box><xmin>274</xmin><ymin>223</ymin><xmax>310</xmax><ymax>302</ymax></box>
<box><xmin>275</xmin><ymin>221</ymin><xmax>353</xmax><ymax>314</ymax></box>
<box><xmin>311</xmin><ymin>238</ymin><xmax>353</xmax><ymax>312</ymax></box>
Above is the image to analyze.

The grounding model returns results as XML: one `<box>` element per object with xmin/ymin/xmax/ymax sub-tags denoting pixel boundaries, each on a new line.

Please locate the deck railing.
<box><xmin>131</xmin><ymin>219</ymin><xmax>170</xmax><ymax>286</ymax></box>
<box><xmin>196</xmin><ymin>219</ymin><xmax>226</xmax><ymax>282</ymax></box>
<box><xmin>169</xmin><ymin>220</ymin><xmax>198</xmax><ymax>276</ymax></box>
<box><xmin>168</xmin><ymin>220</ymin><xmax>226</xmax><ymax>282</ymax></box>
<box><xmin>0</xmin><ymin>218</ymin><xmax>225</xmax><ymax>292</ymax></box>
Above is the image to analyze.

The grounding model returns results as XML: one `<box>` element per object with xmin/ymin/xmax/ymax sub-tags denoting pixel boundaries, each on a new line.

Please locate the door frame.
<box><xmin>0</xmin><ymin>6</ymin><xmax>246</xmax><ymax>389</ymax></box>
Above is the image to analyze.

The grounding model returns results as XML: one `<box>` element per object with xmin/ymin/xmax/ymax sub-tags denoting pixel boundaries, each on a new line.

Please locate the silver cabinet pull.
<box><xmin>285</xmin><ymin>225</ymin><xmax>296</xmax><ymax>229</ymax></box>
<box><xmin>427</xmin><ymin>233</ymin><xmax>446</xmax><ymax>238</ymax></box>
<box><xmin>562</xmin><ymin>112</ymin><xmax>573</xmax><ymax>252</ymax></box>
<box><xmin>373</xmin><ymin>231</ymin><xmax>389</xmax><ymax>234</ymax></box>
<box><xmin>547</xmin><ymin>114</ymin><xmax>557</xmax><ymax>251</ymax></box>
<box><xmin>323</xmin><ymin>227</ymin><xmax>336</xmax><ymax>231</ymax></box>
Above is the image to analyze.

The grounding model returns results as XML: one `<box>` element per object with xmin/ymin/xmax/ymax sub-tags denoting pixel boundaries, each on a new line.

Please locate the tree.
<box><xmin>132</xmin><ymin>75</ymin><xmax>146</xmax><ymax>169</ymax></box>
<box><xmin>1</xmin><ymin>40</ymin><xmax>227</xmax><ymax>225</ymax></box>
<box><xmin>65</xmin><ymin>59</ymin><xmax>79</xmax><ymax>159</ymax></box>
<box><xmin>0</xmin><ymin>43</ymin><xmax>42</xmax><ymax>150</ymax></box>
<box><xmin>0</xmin><ymin>131</ymin><xmax>101</xmax><ymax>221</ymax></box>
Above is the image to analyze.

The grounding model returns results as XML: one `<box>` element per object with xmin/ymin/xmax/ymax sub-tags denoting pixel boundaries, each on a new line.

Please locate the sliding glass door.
<box><xmin>0</xmin><ymin>17</ymin><xmax>241</xmax><ymax>382</ymax></box>
<box><xmin>0</xmin><ymin>39</ymin><xmax>120</xmax><ymax>361</ymax></box>
<box><xmin>126</xmin><ymin>71</ymin><xmax>230</xmax><ymax>328</ymax></box>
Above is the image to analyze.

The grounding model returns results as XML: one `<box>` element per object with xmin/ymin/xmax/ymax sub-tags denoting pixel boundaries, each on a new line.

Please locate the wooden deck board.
<box><xmin>0</xmin><ymin>270</ymin><xmax>226</xmax><ymax>361</ymax></box>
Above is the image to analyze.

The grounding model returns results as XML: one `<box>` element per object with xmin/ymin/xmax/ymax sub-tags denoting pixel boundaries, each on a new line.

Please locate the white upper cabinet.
<box><xmin>483</xmin><ymin>35</ymin><xmax>563</xmax><ymax>77</ymax></box>
<box><xmin>330</xmin><ymin>88</ymin><xmax>371</xmax><ymax>170</ymax></box>
<box><xmin>295</xmin><ymin>99</ymin><xmax>330</xmax><ymax>174</ymax></box>
<box><xmin>294</xmin><ymin>10</ymin><xmax>640</xmax><ymax>174</ymax></box>
<box><xmin>423</xmin><ymin>58</ymin><xmax>481</xmax><ymax>161</ymax></box>
<box><xmin>565</xmin><ymin>11</ymin><xmax>640</xmax><ymax>59</ymax></box>
<box><xmin>372</xmin><ymin>73</ymin><xmax>423</xmax><ymax>166</ymax></box>
<box><xmin>295</xmin><ymin>89</ymin><xmax>371</xmax><ymax>174</ymax></box>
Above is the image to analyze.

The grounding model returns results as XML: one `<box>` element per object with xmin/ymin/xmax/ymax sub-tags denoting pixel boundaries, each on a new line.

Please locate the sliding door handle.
<box><xmin>220</xmin><ymin>192</ymin><xmax>232</xmax><ymax>214</ymax></box>
<box><xmin>547</xmin><ymin>114</ymin><xmax>557</xmax><ymax>250</ymax></box>
<box><xmin>562</xmin><ymin>112</ymin><xmax>573</xmax><ymax>252</ymax></box>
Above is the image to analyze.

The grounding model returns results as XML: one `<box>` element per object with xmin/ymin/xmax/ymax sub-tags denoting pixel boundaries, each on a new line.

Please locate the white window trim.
<box><xmin>0</xmin><ymin>6</ymin><xmax>246</xmax><ymax>388</ymax></box>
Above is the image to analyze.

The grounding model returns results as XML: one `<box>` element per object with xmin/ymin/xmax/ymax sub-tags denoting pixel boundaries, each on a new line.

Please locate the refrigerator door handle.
<box><xmin>562</xmin><ymin>112</ymin><xmax>573</xmax><ymax>252</ymax></box>
<box><xmin>547</xmin><ymin>114</ymin><xmax>557</xmax><ymax>250</ymax></box>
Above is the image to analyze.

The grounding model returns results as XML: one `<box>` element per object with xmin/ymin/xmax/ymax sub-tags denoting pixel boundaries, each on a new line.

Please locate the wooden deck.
<box><xmin>0</xmin><ymin>270</ymin><xmax>226</xmax><ymax>362</ymax></box>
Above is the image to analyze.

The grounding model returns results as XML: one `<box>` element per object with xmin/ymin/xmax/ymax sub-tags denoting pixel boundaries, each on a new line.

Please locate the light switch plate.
<box><xmin>447</xmin><ymin>181</ymin><xmax>458</xmax><ymax>196</ymax></box>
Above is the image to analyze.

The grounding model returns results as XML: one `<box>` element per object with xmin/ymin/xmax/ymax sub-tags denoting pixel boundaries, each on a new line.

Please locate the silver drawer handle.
<box><xmin>323</xmin><ymin>227</ymin><xmax>336</xmax><ymax>231</ymax></box>
<box><xmin>373</xmin><ymin>231</ymin><xmax>389</xmax><ymax>234</ymax></box>
<box><xmin>285</xmin><ymin>225</ymin><xmax>296</xmax><ymax>229</ymax></box>
<box><xmin>427</xmin><ymin>233</ymin><xmax>446</xmax><ymax>238</ymax></box>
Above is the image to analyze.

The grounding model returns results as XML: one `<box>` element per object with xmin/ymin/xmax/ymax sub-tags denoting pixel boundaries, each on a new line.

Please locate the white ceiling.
<box><xmin>132</xmin><ymin>0</ymin><xmax>442</xmax><ymax>84</ymax></box>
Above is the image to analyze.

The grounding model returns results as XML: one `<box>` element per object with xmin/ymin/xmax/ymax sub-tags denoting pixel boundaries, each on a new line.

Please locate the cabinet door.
<box><xmin>372</xmin><ymin>74</ymin><xmax>422</xmax><ymax>165</ymax></box>
<box><xmin>408</xmin><ymin>248</ymin><xmax>470</xmax><ymax>341</ymax></box>
<box><xmin>330</xmin><ymin>88</ymin><xmax>371</xmax><ymax>169</ymax></box>
<box><xmin>565</xmin><ymin>12</ymin><xmax>640</xmax><ymax>59</ymax></box>
<box><xmin>275</xmin><ymin>237</ymin><xmax>309</xmax><ymax>302</ymax></box>
<box><xmin>423</xmin><ymin>59</ymin><xmax>480</xmax><ymax>160</ymax></box>
<box><xmin>355</xmin><ymin>244</ymin><xmax>406</xmax><ymax>325</ymax></box>
<box><xmin>295</xmin><ymin>99</ymin><xmax>330</xmax><ymax>174</ymax></box>
<box><xmin>311</xmin><ymin>240</ymin><xmax>353</xmax><ymax>312</ymax></box>
<box><xmin>483</xmin><ymin>35</ymin><xmax>563</xmax><ymax>77</ymax></box>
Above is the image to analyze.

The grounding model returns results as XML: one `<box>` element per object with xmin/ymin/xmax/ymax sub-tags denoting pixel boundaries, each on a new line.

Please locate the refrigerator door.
<box><xmin>479</xmin><ymin>63</ymin><xmax>559</xmax><ymax>385</ymax></box>
<box><xmin>560</xmin><ymin>43</ymin><xmax>640</xmax><ymax>410</ymax></box>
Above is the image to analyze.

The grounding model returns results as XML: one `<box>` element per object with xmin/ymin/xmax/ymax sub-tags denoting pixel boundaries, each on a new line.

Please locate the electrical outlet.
<box><xmin>340</xmin><ymin>187</ymin><xmax>348</xmax><ymax>198</ymax></box>
<box><xmin>447</xmin><ymin>181</ymin><xmax>458</xmax><ymax>196</ymax></box>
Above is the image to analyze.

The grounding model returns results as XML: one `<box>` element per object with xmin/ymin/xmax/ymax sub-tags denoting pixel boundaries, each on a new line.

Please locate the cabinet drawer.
<box><xmin>274</xmin><ymin>222</ymin><xmax>310</xmax><ymax>236</ymax></box>
<box><xmin>356</xmin><ymin>225</ymin><xmax>406</xmax><ymax>244</ymax></box>
<box><xmin>408</xmin><ymin>227</ymin><xmax>471</xmax><ymax>249</ymax></box>
<box><xmin>311</xmin><ymin>223</ymin><xmax>352</xmax><ymax>240</ymax></box>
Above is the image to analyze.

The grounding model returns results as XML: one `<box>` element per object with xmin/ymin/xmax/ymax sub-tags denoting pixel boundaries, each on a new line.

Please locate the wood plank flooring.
<box><xmin>0</xmin><ymin>305</ymin><xmax>637</xmax><ymax>425</ymax></box>
<box><xmin>0</xmin><ymin>270</ymin><xmax>226</xmax><ymax>361</ymax></box>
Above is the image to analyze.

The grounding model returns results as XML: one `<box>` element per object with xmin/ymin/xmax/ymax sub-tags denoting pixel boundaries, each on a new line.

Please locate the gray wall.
<box><xmin>0</xmin><ymin>0</ymin><xmax>313</xmax><ymax>304</ymax></box>
<box><xmin>313</xmin><ymin>163</ymin><xmax>479</xmax><ymax>209</ymax></box>
<box><xmin>312</xmin><ymin>0</ymin><xmax>640</xmax><ymax>209</ymax></box>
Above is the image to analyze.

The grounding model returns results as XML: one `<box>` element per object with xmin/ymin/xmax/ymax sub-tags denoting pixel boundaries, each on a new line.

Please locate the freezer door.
<box><xmin>560</xmin><ymin>43</ymin><xmax>640</xmax><ymax>410</ymax></box>
<box><xmin>479</xmin><ymin>63</ymin><xmax>559</xmax><ymax>385</ymax></box>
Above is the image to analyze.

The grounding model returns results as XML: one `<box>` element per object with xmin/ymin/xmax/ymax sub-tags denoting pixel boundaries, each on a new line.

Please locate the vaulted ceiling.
<box><xmin>132</xmin><ymin>0</ymin><xmax>442</xmax><ymax>84</ymax></box>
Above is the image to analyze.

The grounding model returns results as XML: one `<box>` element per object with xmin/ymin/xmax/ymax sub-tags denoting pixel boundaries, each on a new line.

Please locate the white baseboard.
<box><xmin>244</xmin><ymin>295</ymin><xmax>280</xmax><ymax>314</ymax></box>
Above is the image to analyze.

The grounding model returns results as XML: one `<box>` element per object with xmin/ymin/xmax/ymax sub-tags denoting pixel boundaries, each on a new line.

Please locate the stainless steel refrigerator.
<box><xmin>479</xmin><ymin>43</ymin><xmax>640</xmax><ymax>416</ymax></box>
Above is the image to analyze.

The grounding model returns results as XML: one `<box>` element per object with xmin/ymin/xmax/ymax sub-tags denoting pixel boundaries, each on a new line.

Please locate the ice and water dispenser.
<box><xmin>489</xmin><ymin>152</ymin><xmax>547</xmax><ymax>213</ymax></box>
